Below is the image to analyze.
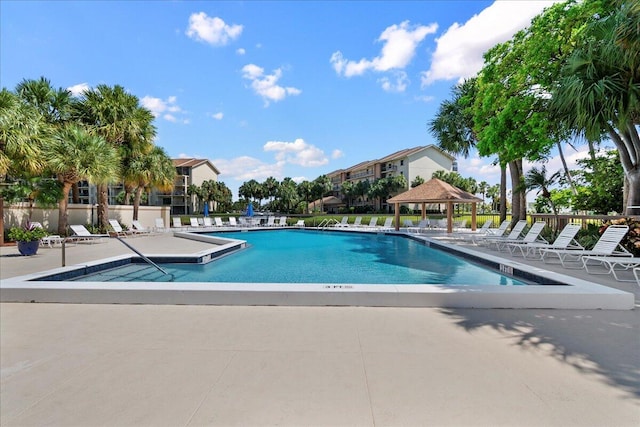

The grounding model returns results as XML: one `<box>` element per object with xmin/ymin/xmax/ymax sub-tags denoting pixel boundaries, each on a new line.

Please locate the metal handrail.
<box><xmin>114</xmin><ymin>237</ymin><xmax>171</xmax><ymax>276</ymax></box>
<box><xmin>61</xmin><ymin>236</ymin><xmax>171</xmax><ymax>277</ymax></box>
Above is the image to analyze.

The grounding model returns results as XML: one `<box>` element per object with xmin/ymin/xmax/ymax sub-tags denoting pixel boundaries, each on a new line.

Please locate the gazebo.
<box><xmin>387</xmin><ymin>178</ymin><xmax>482</xmax><ymax>233</ymax></box>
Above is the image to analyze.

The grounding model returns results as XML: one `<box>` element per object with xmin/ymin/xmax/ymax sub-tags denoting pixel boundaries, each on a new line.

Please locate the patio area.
<box><xmin>1</xmin><ymin>231</ymin><xmax>639</xmax><ymax>426</ymax></box>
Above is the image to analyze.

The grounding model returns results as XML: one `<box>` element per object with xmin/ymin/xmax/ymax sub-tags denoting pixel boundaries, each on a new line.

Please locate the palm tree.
<box><xmin>0</xmin><ymin>89</ymin><xmax>46</xmax><ymax>177</ymax></box>
<box><xmin>263</xmin><ymin>176</ymin><xmax>279</xmax><ymax>206</ymax></box>
<box><xmin>551</xmin><ymin>1</ymin><xmax>640</xmax><ymax>213</ymax></box>
<box><xmin>428</xmin><ymin>78</ymin><xmax>509</xmax><ymax>222</ymax></box>
<box><xmin>524</xmin><ymin>165</ymin><xmax>561</xmax><ymax>225</ymax></box>
<box><xmin>127</xmin><ymin>146</ymin><xmax>175</xmax><ymax>220</ymax></box>
<box><xmin>15</xmin><ymin>77</ymin><xmax>72</xmax><ymax>125</ymax></box>
<box><xmin>73</xmin><ymin>84</ymin><xmax>155</xmax><ymax>230</ymax></box>
<box><xmin>44</xmin><ymin>125</ymin><xmax>120</xmax><ymax>235</ymax></box>
<box><xmin>297</xmin><ymin>180</ymin><xmax>313</xmax><ymax>213</ymax></box>
<box><xmin>312</xmin><ymin>175</ymin><xmax>332</xmax><ymax>213</ymax></box>
<box><xmin>0</xmin><ymin>88</ymin><xmax>51</xmax><ymax>245</ymax></box>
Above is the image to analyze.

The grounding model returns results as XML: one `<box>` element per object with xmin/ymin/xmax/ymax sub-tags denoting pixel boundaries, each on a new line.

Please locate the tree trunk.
<box><xmin>500</xmin><ymin>165</ymin><xmax>507</xmax><ymax>223</ymax></box>
<box><xmin>625</xmin><ymin>169</ymin><xmax>640</xmax><ymax>215</ymax></box>
<box><xmin>72</xmin><ymin>183</ymin><xmax>80</xmax><ymax>204</ymax></box>
<box><xmin>557</xmin><ymin>141</ymin><xmax>577</xmax><ymax>196</ymax></box>
<box><xmin>133</xmin><ymin>186</ymin><xmax>143</xmax><ymax>220</ymax></box>
<box><xmin>58</xmin><ymin>181</ymin><xmax>73</xmax><ymax>236</ymax></box>
<box><xmin>509</xmin><ymin>161</ymin><xmax>521</xmax><ymax>224</ymax></box>
<box><xmin>97</xmin><ymin>183</ymin><xmax>109</xmax><ymax>232</ymax></box>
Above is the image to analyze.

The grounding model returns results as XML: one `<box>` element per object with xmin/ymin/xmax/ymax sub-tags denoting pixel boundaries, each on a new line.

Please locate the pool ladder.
<box><xmin>317</xmin><ymin>218</ymin><xmax>339</xmax><ymax>230</ymax></box>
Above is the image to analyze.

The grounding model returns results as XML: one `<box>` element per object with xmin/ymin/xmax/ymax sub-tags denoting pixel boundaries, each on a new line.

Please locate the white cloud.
<box><xmin>67</xmin><ymin>82</ymin><xmax>90</xmax><ymax>96</ymax></box>
<box><xmin>213</xmin><ymin>156</ymin><xmax>284</xmax><ymax>181</ymax></box>
<box><xmin>241</xmin><ymin>64</ymin><xmax>301</xmax><ymax>106</ymax></box>
<box><xmin>236</xmin><ymin>48</ymin><xmax>246</xmax><ymax>55</ymax></box>
<box><xmin>331</xmin><ymin>149</ymin><xmax>344</xmax><ymax>159</ymax></box>
<box><xmin>331</xmin><ymin>21</ymin><xmax>437</xmax><ymax>77</ymax></box>
<box><xmin>378</xmin><ymin>71</ymin><xmax>409</xmax><ymax>93</ymax></box>
<box><xmin>415</xmin><ymin>95</ymin><xmax>435</xmax><ymax>103</ymax></box>
<box><xmin>141</xmin><ymin>95</ymin><xmax>188</xmax><ymax>123</ymax></box>
<box><xmin>186</xmin><ymin>12</ymin><xmax>243</xmax><ymax>46</ymax></box>
<box><xmin>421</xmin><ymin>1</ymin><xmax>560</xmax><ymax>86</ymax></box>
<box><xmin>212</xmin><ymin>112</ymin><xmax>224</xmax><ymax>120</ymax></box>
<box><xmin>263</xmin><ymin>138</ymin><xmax>328</xmax><ymax>167</ymax></box>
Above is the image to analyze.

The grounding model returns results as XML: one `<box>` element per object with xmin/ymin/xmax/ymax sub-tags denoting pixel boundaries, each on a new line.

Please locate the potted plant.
<box><xmin>8</xmin><ymin>222</ymin><xmax>48</xmax><ymax>256</ymax></box>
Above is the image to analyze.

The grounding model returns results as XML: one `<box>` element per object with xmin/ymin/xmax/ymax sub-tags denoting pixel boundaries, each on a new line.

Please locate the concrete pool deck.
<box><xmin>1</xmin><ymin>230</ymin><xmax>639</xmax><ymax>425</ymax></box>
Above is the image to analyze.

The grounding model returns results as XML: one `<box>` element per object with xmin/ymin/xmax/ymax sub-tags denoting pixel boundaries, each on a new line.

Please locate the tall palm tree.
<box><xmin>524</xmin><ymin>165</ymin><xmax>561</xmax><ymax>232</ymax></box>
<box><xmin>428</xmin><ymin>78</ymin><xmax>509</xmax><ymax>222</ymax></box>
<box><xmin>127</xmin><ymin>146</ymin><xmax>175</xmax><ymax>220</ymax></box>
<box><xmin>297</xmin><ymin>180</ymin><xmax>313</xmax><ymax>213</ymax></box>
<box><xmin>0</xmin><ymin>89</ymin><xmax>45</xmax><ymax>176</ymax></box>
<box><xmin>44</xmin><ymin>125</ymin><xmax>120</xmax><ymax>235</ymax></box>
<box><xmin>74</xmin><ymin>85</ymin><xmax>156</xmax><ymax>230</ymax></box>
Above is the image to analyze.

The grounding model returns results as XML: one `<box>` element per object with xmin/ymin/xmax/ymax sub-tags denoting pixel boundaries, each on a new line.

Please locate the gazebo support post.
<box><xmin>447</xmin><ymin>201</ymin><xmax>453</xmax><ymax>233</ymax></box>
<box><xmin>471</xmin><ymin>202</ymin><xmax>477</xmax><ymax>231</ymax></box>
<box><xmin>421</xmin><ymin>202</ymin><xmax>426</xmax><ymax>220</ymax></box>
<box><xmin>394</xmin><ymin>202</ymin><xmax>400</xmax><ymax>231</ymax></box>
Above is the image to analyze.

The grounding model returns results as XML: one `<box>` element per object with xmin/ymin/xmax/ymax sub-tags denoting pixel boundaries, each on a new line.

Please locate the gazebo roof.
<box><xmin>387</xmin><ymin>178</ymin><xmax>482</xmax><ymax>204</ymax></box>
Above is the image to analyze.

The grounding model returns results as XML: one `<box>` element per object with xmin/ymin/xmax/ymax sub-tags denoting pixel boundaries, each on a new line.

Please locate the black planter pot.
<box><xmin>17</xmin><ymin>240</ymin><xmax>40</xmax><ymax>256</ymax></box>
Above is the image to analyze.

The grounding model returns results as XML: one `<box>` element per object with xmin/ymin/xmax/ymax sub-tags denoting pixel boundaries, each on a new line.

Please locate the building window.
<box><xmin>400</xmin><ymin>160</ymin><xmax>404</xmax><ymax>166</ymax></box>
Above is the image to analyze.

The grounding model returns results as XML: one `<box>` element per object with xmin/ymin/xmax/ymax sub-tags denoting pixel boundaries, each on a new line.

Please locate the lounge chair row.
<box><xmin>171</xmin><ymin>216</ymin><xmax>291</xmax><ymax>229</ymax></box>
<box><xmin>475</xmin><ymin>221</ymin><xmax>639</xmax><ymax>284</ymax></box>
<box><xmin>329</xmin><ymin>216</ymin><xmax>393</xmax><ymax>231</ymax></box>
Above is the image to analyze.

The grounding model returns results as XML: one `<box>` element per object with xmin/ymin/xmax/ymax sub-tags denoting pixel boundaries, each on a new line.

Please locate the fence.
<box><xmin>2</xmin><ymin>203</ymin><xmax>171</xmax><ymax>235</ymax></box>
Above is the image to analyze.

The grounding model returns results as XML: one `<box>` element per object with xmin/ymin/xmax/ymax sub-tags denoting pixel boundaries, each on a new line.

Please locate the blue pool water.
<box><xmin>71</xmin><ymin>230</ymin><xmax>527</xmax><ymax>285</ymax></box>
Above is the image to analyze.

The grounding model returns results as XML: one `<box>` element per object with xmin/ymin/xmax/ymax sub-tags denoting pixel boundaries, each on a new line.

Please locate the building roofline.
<box><xmin>172</xmin><ymin>158</ymin><xmax>221</xmax><ymax>175</ymax></box>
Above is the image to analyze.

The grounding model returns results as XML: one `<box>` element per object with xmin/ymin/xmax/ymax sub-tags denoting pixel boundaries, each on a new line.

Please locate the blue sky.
<box><xmin>2</xmin><ymin>0</ymin><xmax>588</xmax><ymax>199</ymax></box>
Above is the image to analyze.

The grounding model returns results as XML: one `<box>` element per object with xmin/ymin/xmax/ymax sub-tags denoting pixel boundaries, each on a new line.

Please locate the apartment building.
<box><xmin>72</xmin><ymin>158</ymin><xmax>220</xmax><ymax>216</ymax></box>
<box><xmin>152</xmin><ymin>158</ymin><xmax>220</xmax><ymax>215</ymax></box>
<box><xmin>327</xmin><ymin>145</ymin><xmax>455</xmax><ymax>211</ymax></box>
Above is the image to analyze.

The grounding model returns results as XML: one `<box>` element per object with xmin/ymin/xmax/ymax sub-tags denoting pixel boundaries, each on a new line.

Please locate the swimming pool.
<box><xmin>67</xmin><ymin>230</ymin><xmax>528</xmax><ymax>285</ymax></box>
<box><xmin>1</xmin><ymin>229</ymin><xmax>634</xmax><ymax>309</ymax></box>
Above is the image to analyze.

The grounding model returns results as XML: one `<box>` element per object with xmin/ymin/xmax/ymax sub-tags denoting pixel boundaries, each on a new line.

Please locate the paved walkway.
<box><xmin>1</xmin><ymin>231</ymin><xmax>639</xmax><ymax>426</ymax></box>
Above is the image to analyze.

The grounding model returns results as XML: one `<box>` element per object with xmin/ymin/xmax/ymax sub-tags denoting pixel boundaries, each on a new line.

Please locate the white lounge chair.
<box><xmin>266</xmin><ymin>216</ymin><xmax>276</xmax><ymax>227</ymax></box>
<box><xmin>277</xmin><ymin>216</ymin><xmax>287</xmax><ymax>227</ymax></box>
<box><xmin>30</xmin><ymin>222</ymin><xmax>64</xmax><ymax>247</ymax></box>
<box><xmin>332</xmin><ymin>216</ymin><xmax>349</xmax><ymax>228</ymax></box>
<box><xmin>154</xmin><ymin>218</ymin><xmax>168</xmax><ymax>232</ymax></box>
<box><xmin>189</xmin><ymin>218</ymin><xmax>201</xmax><ymax>229</ymax></box>
<box><xmin>131</xmin><ymin>220</ymin><xmax>152</xmax><ymax>236</ymax></box>
<box><xmin>69</xmin><ymin>224</ymin><xmax>109</xmax><ymax>244</ymax></box>
<box><xmin>172</xmin><ymin>217</ymin><xmax>185</xmax><ymax>228</ymax></box>
<box><xmin>540</xmin><ymin>224</ymin><xmax>631</xmax><ymax>268</ymax></box>
<box><xmin>488</xmin><ymin>221</ymin><xmax>547</xmax><ymax>251</ymax></box>
<box><xmin>453</xmin><ymin>219</ymin><xmax>467</xmax><ymax>231</ymax></box>
<box><xmin>379</xmin><ymin>217</ymin><xmax>394</xmax><ymax>231</ymax></box>
<box><xmin>408</xmin><ymin>219</ymin><xmax>430</xmax><ymax>234</ymax></box>
<box><xmin>634</xmin><ymin>267</ymin><xmax>640</xmax><ymax>286</ymax></box>
<box><xmin>228</xmin><ymin>217</ymin><xmax>239</xmax><ymax>227</ymax></box>
<box><xmin>458</xmin><ymin>219</ymin><xmax>493</xmax><ymax>242</ymax></box>
<box><xmin>479</xmin><ymin>220</ymin><xmax>527</xmax><ymax>247</ymax></box>
<box><xmin>108</xmin><ymin>219</ymin><xmax>133</xmax><ymax>238</ymax></box>
<box><xmin>349</xmin><ymin>217</ymin><xmax>363</xmax><ymax>228</ymax></box>
<box><xmin>581</xmin><ymin>256</ymin><xmax>640</xmax><ymax>282</ymax></box>
<box><xmin>364</xmin><ymin>217</ymin><xmax>379</xmax><ymax>229</ymax></box>
<box><xmin>295</xmin><ymin>219</ymin><xmax>305</xmax><ymax>227</ymax></box>
<box><xmin>403</xmin><ymin>219</ymin><xmax>415</xmax><ymax>228</ymax></box>
<box><xmin>506</xmin><ymin>223</ymin><xmax>582</xmax><ymax>259</ymax></box>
